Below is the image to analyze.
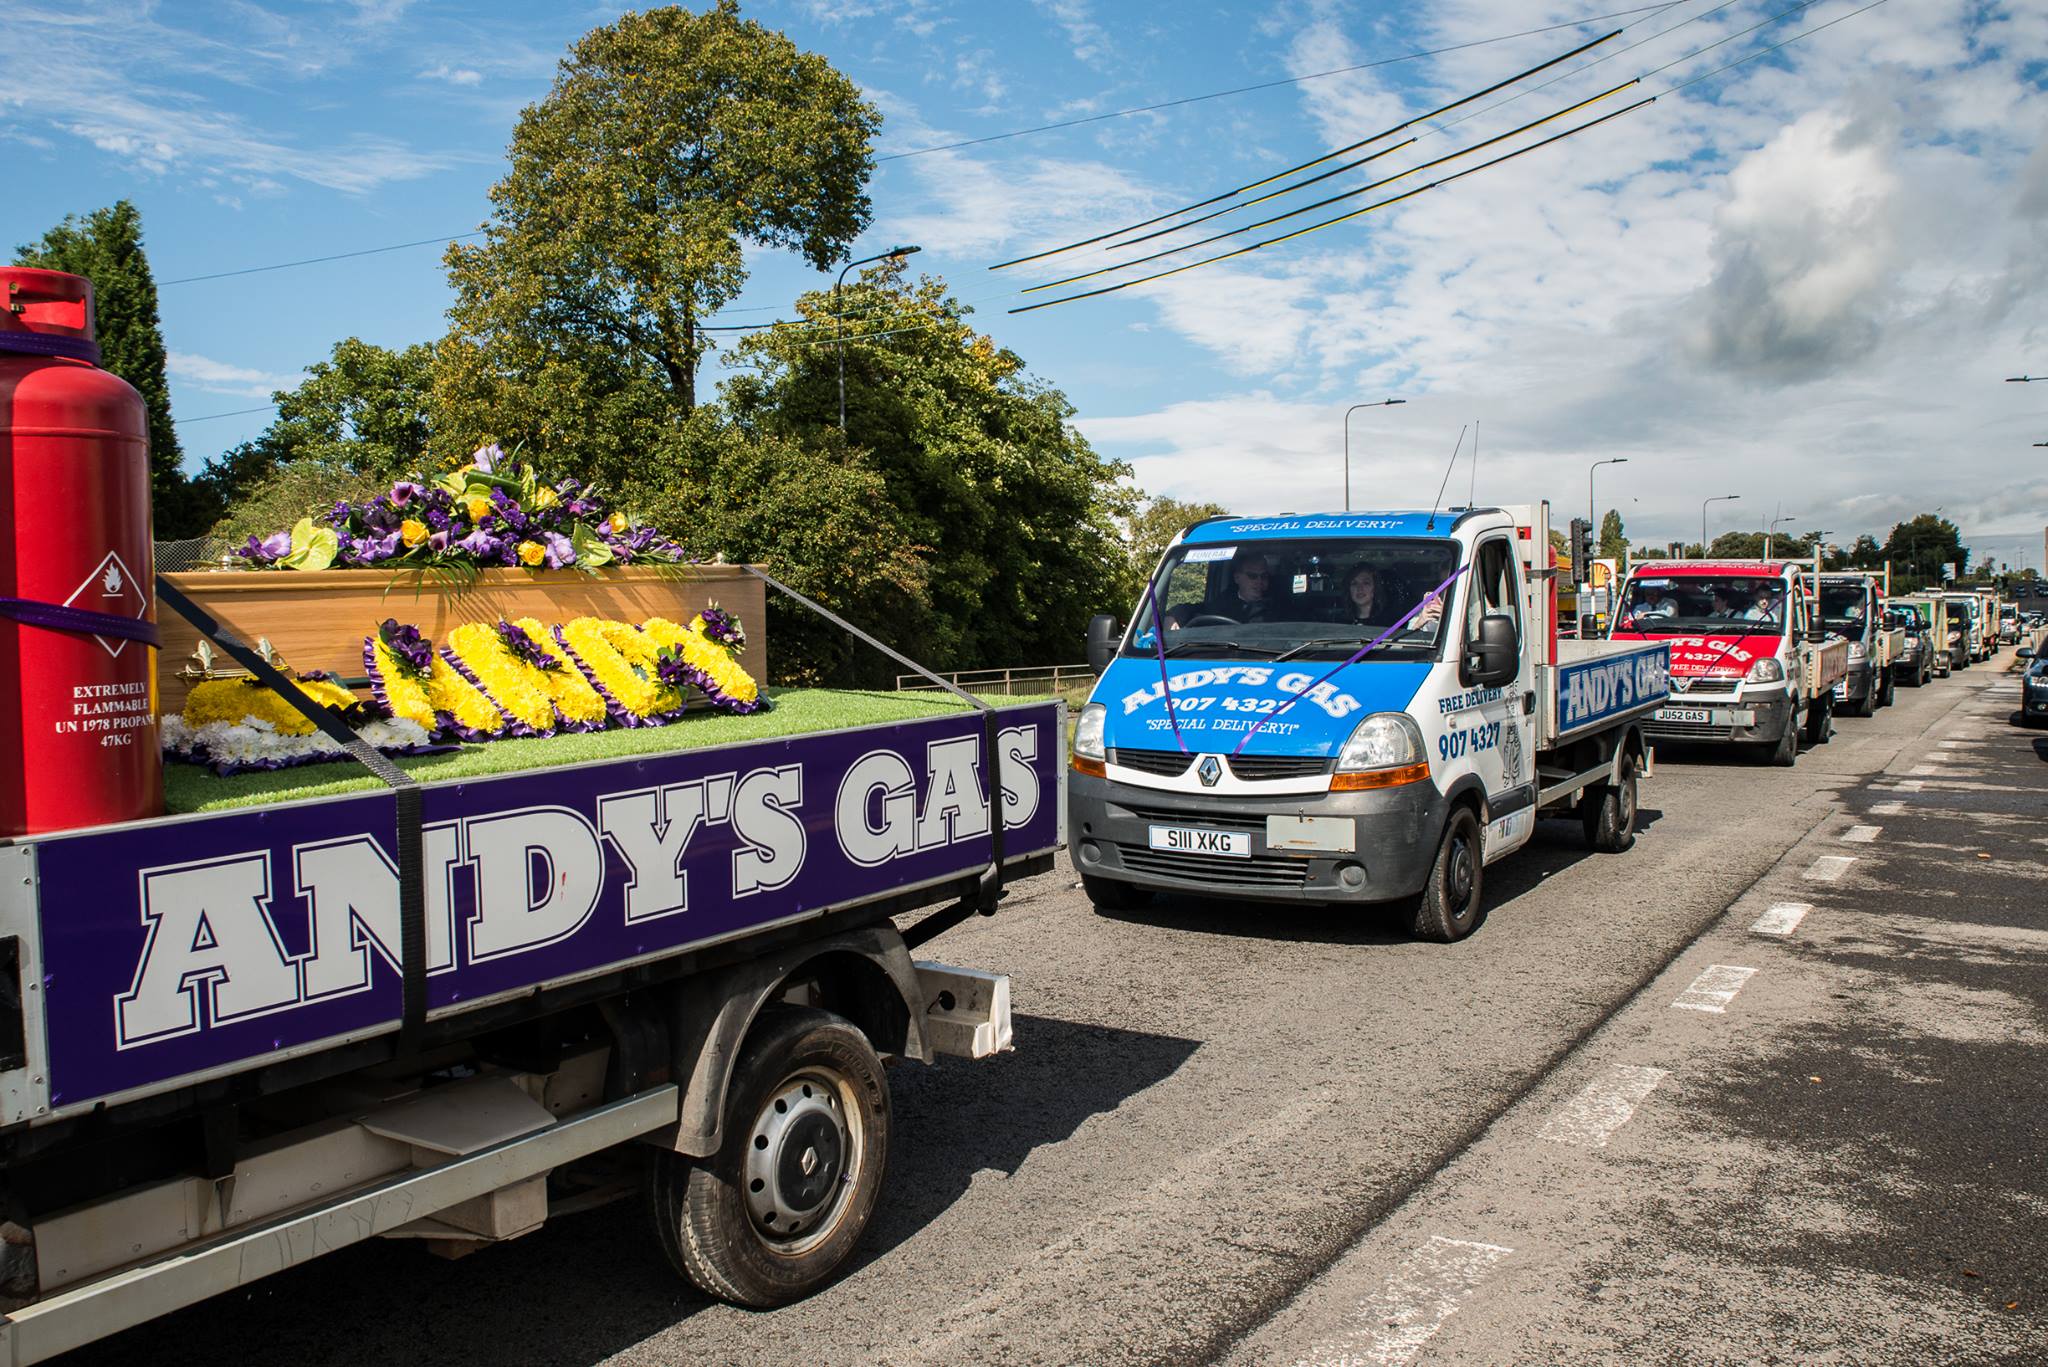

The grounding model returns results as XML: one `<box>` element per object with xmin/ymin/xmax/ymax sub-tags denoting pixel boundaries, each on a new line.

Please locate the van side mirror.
<box><xmin>1464</xmin><ymin>614</ymin><xmax>1519</xmax><ymax>686</ymax></box>
<box><xmin>1086</xmin><ymin>614</ymin><xmax>1122</xmax><ymax>674</ymax></box>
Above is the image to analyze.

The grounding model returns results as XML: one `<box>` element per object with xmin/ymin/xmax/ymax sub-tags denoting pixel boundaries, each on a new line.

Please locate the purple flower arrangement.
<box><xmin>235</xmin><ymin>445</ymin><xmax>690</xmax><ymax>575</ymax></box>
<box><xmin>697</xmin><ymin>603</ymin><xmax>747</xmax><ymax>654</ymax></box>
<box><xmin>496</xmin><ymin>618</ymin><xmax>562</xmax><ymax>670</ymax></box>
<box><xmin>378</xmin><ymin>618</ymin><xmax>435</xmax><ymax>678</ymax></box>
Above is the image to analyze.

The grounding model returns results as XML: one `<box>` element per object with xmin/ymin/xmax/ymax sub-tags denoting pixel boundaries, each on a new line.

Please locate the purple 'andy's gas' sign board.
<box><xmin>28</xmin><ymin>705</ymin><xmax>1061</xmax><ymax>1110</ymax></box>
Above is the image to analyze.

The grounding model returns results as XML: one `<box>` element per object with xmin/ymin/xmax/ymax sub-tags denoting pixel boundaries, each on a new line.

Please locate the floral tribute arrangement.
<box><xmin>166</xmin><ymin>604</ymin><xmax>764</xmax><ymax>778</ymax></box>
<box><xmin>235</xmin><ymin>444</ymin><xmax>688</xmax><ymax>576</ymax></box>
<box><xmin>162</xmin><ymin>673</ymin><xmax>441</xmax><ymax>776</ymax></box>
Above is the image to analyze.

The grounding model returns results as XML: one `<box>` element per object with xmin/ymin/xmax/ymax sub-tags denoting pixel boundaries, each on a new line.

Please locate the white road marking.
<box><xmin>1300</xmin><ymin>1237</ymin><xmax>1513</xmax><ymax>1367</ymax></box>
<box><xmin>1673</xmin><ymin>964</ymin><xmax>1759</xmax><ymax>1013</ymax></box>
<box><xmin>1805</xmin><ymin>855</ymin><xmax>1857</xmax><ymax>883</ymax></box>
<box><xmin>1751</xmin><ymin>902</ymin><xmax>1811</xmax><ymax>936</ymax></box>
<box><xmin>1539</xmin><ymin>1065</ymin><xmax>1668</xmax><ymax>1148</ymax></box>
<box><xmin>1842</xmin><ymin>825</ymin><xmax>1881</xmax><ymax>844</ymax></box>
<box><xmin>1891</xmin><ymin>779</ymin><xmax>1925</xmax><ymax>791</ymax></box>
<box><xmin>1870</xmin><ymin>800</ymin><xmax>1906</xmax><ymax>816</ymax></box>
<box><xmin>1907</xmin><ymin>764</ymin><xmax>1960</xmax><ymax>777</ymax></box>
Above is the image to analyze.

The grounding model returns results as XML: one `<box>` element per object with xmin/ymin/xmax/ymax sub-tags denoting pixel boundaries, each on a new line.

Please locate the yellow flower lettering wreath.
<box><xmin>555</xmin><ymin>618</ymin><xmax>684</xmax><ymax>725</ymax></box>
<box><xmin>509</xmin><ymin>617</ymin><xmax>609</xmax><ymax>731</ymax></box>
<box><xmin>442</xmin><ymin>623</ymin><xmax>562</xmax><ymax>736</ymax></box>
<box><xmin>642</xmin><ymin>617</ymin><xmax>763</xmax><ymax>711</ymax></box>
<box><xmin>182</xmin><ymin>676</ymin><xmax>363</xmax><ymax>734</ymax></box>
<box><xmin>367</xmin><ymin>637</ymin><xmax>508</xmax><ymax>740</ymax></box>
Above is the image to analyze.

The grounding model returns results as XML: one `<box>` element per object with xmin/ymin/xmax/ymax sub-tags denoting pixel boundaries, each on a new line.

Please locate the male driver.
<box><xmin>1744</xmin><ymin>587</ymin><xmax>1782</xmax><ymax>623</ymax></box>
<box><xmin>1171</xmin><ymin>549</ymin><xmax>1275</xmax><ymax>625</ymax></box>
<box><xmin>1633</xmin><ymin>583</ymin><xmax>1677</xmax><ymax>619</ymax></box>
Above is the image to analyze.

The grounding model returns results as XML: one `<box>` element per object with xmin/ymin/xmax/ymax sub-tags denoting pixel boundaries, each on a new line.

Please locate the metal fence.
<box><xmin>153</xmin><ymin>536</ymin><xmax>233</xmax><ymax>572</ymax></box>
<box><xmin>895</xmin><ymin>663</ymin><xmax>1095</xmax><ymax>695</ymax></box>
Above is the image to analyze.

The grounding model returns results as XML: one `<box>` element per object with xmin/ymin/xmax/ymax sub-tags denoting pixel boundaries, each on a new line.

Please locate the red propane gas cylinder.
<box><xmin>1</xmin><ymin>268</ymin><xmax>162</xmax><ymax>835</ymax></box>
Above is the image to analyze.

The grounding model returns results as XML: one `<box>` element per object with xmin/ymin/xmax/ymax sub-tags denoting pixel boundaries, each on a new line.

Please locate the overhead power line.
<box><xmin>172</xmin><ymin>405</ymin><xmax>278</xmax><ymax>424</ymax></box>
<box><xmin>989</xmin><ymin>26</ymin><xmax>1627</xmax><ymax>271</ymax></box>
<box><xmin>160</xmin><ymin>233</ymin><xmax>486</xmax><ymax>285</ymax></box>
<box><xmin>877</xmin><ymin>3</ymin><xmax>1684</xmax><ymax>162</ymax></box>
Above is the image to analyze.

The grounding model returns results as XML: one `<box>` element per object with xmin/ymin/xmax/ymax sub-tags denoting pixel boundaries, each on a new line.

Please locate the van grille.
<box><xmin>1110</xmin><ymin>748</ymin><xmax>1192</xmax><ymax>778</ymax></box>
<box><xmin>1115</xmin><ymin>844</ymin><xmax>1311</xmax><ymax>889</ymax></box>
<box><xmin>1119</xmin><ymin>804</ymin><xmax>1267</xmax><ymax>836</ymax></box>
<box><xmin>1227</xmin><ymin>754</ymin><xmax>1330</xmax><ymax>781</ymax></box>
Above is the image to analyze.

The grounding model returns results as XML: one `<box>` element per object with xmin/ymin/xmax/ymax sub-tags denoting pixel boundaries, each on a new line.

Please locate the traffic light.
<box><xmin>1568</xmin><ymin>517</ymin><xmax>1593</xmax><ymax>585</ymax></box>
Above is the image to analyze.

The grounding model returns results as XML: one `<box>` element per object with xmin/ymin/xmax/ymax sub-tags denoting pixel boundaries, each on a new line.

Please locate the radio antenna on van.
<box><xmin>1468</xmin><ymin>420</ymin><xmax>1479</xmax><ymax>508</ymax></box>
<box><xmin>1426</xmin><ymin>424</ymin><xmax>1468</xmax><ymax>530</ymax></box>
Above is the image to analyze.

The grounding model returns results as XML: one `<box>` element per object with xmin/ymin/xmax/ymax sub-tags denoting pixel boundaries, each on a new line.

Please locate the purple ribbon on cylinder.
<box><xmin>0</xmin><ymin>597</ymin><xmax>159</xmax><ymax>646</ymax></box>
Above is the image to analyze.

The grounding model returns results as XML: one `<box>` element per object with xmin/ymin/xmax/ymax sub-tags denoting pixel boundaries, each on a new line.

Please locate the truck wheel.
<box><xmin>1081</xmin><ymin>871</ymin><xmax>1153</xmax><ymax>912</ymax></box>
<box><xmin>649</xmin><ymin>1006</ymin><xmax>889</xmax><ymax>1308</ymax></box>
<box><xmin>1878</xmin><ymin>668</ymin><xmax>1896</xmax><ymax>708</ymax></box>
<box><xmin>1804</xmin><ymin>692</ymin><xmax>1833</xmax><ymax>745</ymax></box>
<box><xmin>1582</xmin><ymin>751</ymin><xmax>1638</xmax><ymax>853</ymax></box>
<box><xmin>1409</xmin><ymin>806</ymin><xmax>1484</xmax><ymax>943</ymax></box>
<box><xmin>1852</xmin><ymin>679</ymin><xmax>1878</xmax><ymax>718</ymax></box>
<box><xmin>1765</xmin><ymin>714</ymin><xmax>1799</xmax><ymax>767</ymax></box>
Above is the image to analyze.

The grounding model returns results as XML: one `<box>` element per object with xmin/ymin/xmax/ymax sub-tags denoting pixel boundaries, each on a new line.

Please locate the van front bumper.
<box><xmin>1640</xmin><ymin>692</ymin><xmax>1793</xmax><ymax>746</ymax></box>
<box><xmin>1066</xmin><ymin>771</ymin><xmax>1444</xmax><ymax>905</ymax></box>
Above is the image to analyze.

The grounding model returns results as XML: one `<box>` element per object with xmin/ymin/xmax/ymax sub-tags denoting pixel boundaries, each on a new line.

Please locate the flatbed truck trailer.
<box><xmin>1819</xmin><ymin>570</ymin><xmax>1906</xmax><ymax>717</ymax></box>
<box><xmin>1067</xmin><ymin>503</ymin><xmax>1668</xmax><ymax>942</ymax></box>
<box><xmin>0</xmin><ymin>696</ymin><xmax>1063</xmax><ymax>1361</ymax></box>
<box><xmin>1611</xmin><ymin>558</ymin><xmax>1850</xmax><ymax>765</ymax></box>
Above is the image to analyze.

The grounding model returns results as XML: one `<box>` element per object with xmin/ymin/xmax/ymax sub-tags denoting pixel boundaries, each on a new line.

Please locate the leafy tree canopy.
<box><xmin>436</xmin><ymin>0</ymin><xmax>880</xmax><ymax>484</ymax></box>
<box><xmin>1119</xmin><ymin>496</ymin><xmax>1231</xmax><ymax>608</ymax></box>
<box><xmin>193</xmin><ymin>338</ymin><xmax>435</xmax><ymax>540</ymax></box>
<box><xmin>1882</xmin><ymin>513</ymin><xmax>1968</xmax><ymax>589</ymax></box>
<box><xmin>721</xmin><ymin>264</ymin><xmax>1135</xmax><ymax>671</ymax></box>
<box><xmin>1597</xmin><ymin>509</ymin><xmax>1627</xmax><ymax>560</ymax></box>
<box><xmin>15</xmin><ymin>200</ymin><xmax>200</xmax><ymax>534</ymax></box>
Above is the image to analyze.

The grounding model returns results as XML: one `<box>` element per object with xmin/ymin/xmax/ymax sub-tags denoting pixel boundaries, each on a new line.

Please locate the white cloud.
<box><xmin>421</xmin><ymin>62</ymin><xmax>483</xmax><ymax>87</ymax></box>
<box><xmin>1032</xmin><ymin>0</ymin><xmax>1111</xmax><ymax>69</ymax></box>
<box><xmin>168</xmin><ymin>352</ymin><xmax>300</xmax><ymax>399</ymax></box>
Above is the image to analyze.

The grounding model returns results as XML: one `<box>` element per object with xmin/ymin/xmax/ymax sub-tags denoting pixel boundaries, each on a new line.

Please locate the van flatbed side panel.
<box><xmin>18</xmin><ymin>703</ymin><xmax>1063</xmax><ymax>1117</ymax></box>
<box><xmin>1541</xmin><ymin>641</ymin><xmax>1671</xmax><ymax>748</ymax></box>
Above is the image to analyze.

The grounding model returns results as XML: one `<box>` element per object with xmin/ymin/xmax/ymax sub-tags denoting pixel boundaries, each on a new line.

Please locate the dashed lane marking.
<box><xmin>1891</xmin><ymin>779</ymin><xmax>1925</xmax><ymax>791</ymax></box>
<box><xmin>1871</xmin><ymin>800</ymin><xmax>1906</xmax><ymax>816</ymax></box>
<box><xmin>1805</xmin><ymin>855</ymin><xmax>1857</xmax><ymax>883</ymax></box>
<box><xmin>1673</xmin><ymin>964</ymin><xmax>1758</xmax><ymax>1013</ymax></box>
<box><xmin>1298</xmin><ymin>1236</ymin><xmax>1514</xmax><ymax>1367</ymax></box>
<box><xmin>1538</xmin><ymin>1065</ymin><xmax>1668</xmax><ymax>1149</ymax></box>
<box><xmin>1751</xmin><ymin>902</ymin><xmax>1811</xmax><ymax>936</ymax></box>
<box><xmin>1842</xmin><ymin>825</ymin><xmax>1881</xmax><ymax>843</ymax></box>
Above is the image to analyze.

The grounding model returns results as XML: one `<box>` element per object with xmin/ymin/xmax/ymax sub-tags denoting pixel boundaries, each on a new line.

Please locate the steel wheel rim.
<box><xmin>743</xmin><ymin>1068</ymin><xmax>863</xmax><ymax>1256</ymax></box>
<box><xmin>1448</xmin><ymin>824</ymin><xmax>1477</xmax><ymax>921</ymax></box>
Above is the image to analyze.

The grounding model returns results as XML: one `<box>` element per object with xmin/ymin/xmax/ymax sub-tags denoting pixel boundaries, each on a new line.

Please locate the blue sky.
<box><xmin>4</xmin><ymin>1</ymin><xmax>2046</xmax><ymax>568</ymax></box>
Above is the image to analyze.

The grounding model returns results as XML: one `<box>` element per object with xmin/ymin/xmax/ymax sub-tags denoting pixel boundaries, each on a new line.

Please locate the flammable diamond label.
<box><xmin>63</xmin><ymin>552</ymin><xmax>148</xmax><ymax>658</ymax></box>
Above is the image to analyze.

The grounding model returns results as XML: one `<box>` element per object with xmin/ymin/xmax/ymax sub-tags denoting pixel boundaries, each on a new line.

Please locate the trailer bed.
<box><xmin>1540</xmin><ymin>638</ymin><xmax>1672</xmax><ymax>749</ymax></box>
<box><xmin>1</xmin><ymin>700</ymin><xmax>1065</xmax><ymax>1126</ymax></box>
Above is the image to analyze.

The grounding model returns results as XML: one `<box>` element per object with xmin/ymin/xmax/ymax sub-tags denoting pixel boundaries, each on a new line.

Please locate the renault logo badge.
<box><xmin>1197</xmin><ymin>755</ymin><xmax>1222</xmax><ymax>787</ymax></box>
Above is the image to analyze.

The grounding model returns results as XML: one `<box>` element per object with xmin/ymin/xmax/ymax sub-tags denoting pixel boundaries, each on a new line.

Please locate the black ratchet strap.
<box><xmin>155</xmin><ymin>578</ymin><xmax>431</xmax><ymax>1052</ymax></box>
<box><xmin>739</xmin><ymin>565</ymin><xmax>1008</xmax><ymax>919</ymax></box>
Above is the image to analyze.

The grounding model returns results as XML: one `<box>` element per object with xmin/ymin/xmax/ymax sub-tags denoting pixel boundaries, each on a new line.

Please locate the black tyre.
<box><xmin>648</xmin><ymin>1006</ymin><xmax>889</xmax><ymax>1308</ymax></box>
<box><xmin>1409</xmin><ymin>806</ymin><xmax>1484</xmax><ymax>943</ymax></box>
<box><xmin>1878</xmin><ymin>667</ymin><xmax>1896</xmax><ymax>708</ymax></box>
<box><xmin>1852</xmin><ymin>678</ymin><xmax>1878</xmax><ymax>718</ymax></box>
<box><xmin>1081</xmin><ymin>871</ymin><xmax>1153</xmax><ymax>911</ymax></box>
<box><xmin>1765</xmin><ymin>711</ymin><xmax>1799</xmax><ymax>767</ymax></box>
<box><xmin>1804</xmin><ymin>691</ymin><xmax>1834</xmax><ymax>745</ymax></box>
<box><xmin>1582</xmin><ymin>750</ymin><xmax>1638</xmax><ymax>853</ymax></box>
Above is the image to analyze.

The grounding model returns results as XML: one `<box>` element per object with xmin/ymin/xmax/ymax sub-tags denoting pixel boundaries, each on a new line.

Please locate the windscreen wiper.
<box><xmin>1269</xmin><ymin>635</ymin><xmax>1375</xmax><ymax>663</ymax></box>
<box><xmin>1158</xmin><ymin>638</ymin><xmax>1281</xmax><ymax>658</ymax></box>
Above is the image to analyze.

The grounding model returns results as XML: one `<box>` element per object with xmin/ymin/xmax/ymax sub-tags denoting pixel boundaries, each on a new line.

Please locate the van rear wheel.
<box><xmin>1410</xmin><ymin>806</ymin><xmax>1484</xmax><ymax>943</ymax></box>
<box><xmin>1582</xmin><ymin>751</ymin><xmax>1638</xmax><ymax>853</ymax></box>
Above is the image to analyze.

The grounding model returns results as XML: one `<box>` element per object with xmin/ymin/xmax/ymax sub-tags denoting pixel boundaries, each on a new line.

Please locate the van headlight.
<box><xmin>1073</xmin><ymin>703</ymin><xmax>1107</xmax><ymax>761</ymax></box>
<box><xmin>1335</xmin><ymin>713</ymin><xmax>1424</xmax><ymax>772</ymax></box>
<box><xmin>1847</xmin><ymin>642</ymin><xmax>1866</xmax><ymax>663</ymax></box>
<box><xmin>1746</xmin><ymin>657</ymin><xmax>1786</xmax><ymax>684</ymax></box>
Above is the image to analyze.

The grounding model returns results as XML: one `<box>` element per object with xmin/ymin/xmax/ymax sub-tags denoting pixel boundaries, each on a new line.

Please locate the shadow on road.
<box><xmin>57</xmin><ymin>1014</ymin><xmax>1199</xmax><ymax>1367</ymax></box>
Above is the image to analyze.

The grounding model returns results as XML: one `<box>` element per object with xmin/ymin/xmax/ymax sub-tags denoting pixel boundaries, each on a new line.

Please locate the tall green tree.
<box><xmin>1119</xmin><ymin>496</ymin><xmax>1231</xmax><ymax>608</ymax></box>
<box><xmin>723</xmin><ymin>265</ymin><xmax>1134</xmax><ymax>671</ymax></box>
<box><xmin>193</xmin><ymin>338</ymin><xmax>435</xmax><ymax>540</ymax></box>
<box><xmin>1881</xmin><ymin>513</ymin><xmax>1967</xmax><ymax>590</ymax></box>
<box><xmin>14</xmin><ymin>200</ymin><xmax>199</xmax><ymax>534</ymax></box>
<box><xmin>1597</xmin><ymin>509</ymin><xmax>1627</xmax><ymax>560</ymax></box>
<box><xmin>436</xmin><ymin>0</ymin><xmax>881</xmax><ymax>484</ymax></box>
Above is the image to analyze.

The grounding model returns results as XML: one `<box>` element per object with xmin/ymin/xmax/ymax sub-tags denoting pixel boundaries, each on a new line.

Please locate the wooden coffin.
<box><xmin>156</xmin><ymin>564</ymin><xmax>768</xmax><ymax>714</ymax></box>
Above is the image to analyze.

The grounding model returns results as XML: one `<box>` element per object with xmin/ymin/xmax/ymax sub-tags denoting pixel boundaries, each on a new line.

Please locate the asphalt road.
<box><xmin>58</xmin><ymin>648</ymin><xmax>2044</xmax><ymax>1365</ymax></box>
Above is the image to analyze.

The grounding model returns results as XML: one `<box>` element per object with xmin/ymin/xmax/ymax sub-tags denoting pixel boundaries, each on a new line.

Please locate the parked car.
<box><xmin>2021</xmin><ymin>647</ymin><xmax>2048</xmax><ymax>726</ymax></box>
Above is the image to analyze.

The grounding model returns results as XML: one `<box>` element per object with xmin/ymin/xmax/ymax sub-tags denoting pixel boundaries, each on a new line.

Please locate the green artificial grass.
<box><xmin>163</xmin><ymin>689</ymin><xmax>1062</xmax><ymax>815</ymax></box>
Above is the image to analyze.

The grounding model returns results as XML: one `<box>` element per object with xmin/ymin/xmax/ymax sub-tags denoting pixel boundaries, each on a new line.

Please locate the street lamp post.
<box><xmin>1765</xmin><ymin>514</ymin><xmax>1798</xmax><ymax>559</ymax></box>
<box><xmin>1588</xmin><ymin>458</ymin><xmax>1628</xmax><ymax>553</ymax></box>
<box><xmin>1341</xmin><ymin>400</ymin><xmax>1406</xmax><ymax>511</ymax></box>
<box><xmin>2005</xmin><ymin>375</ymin><xmax>2044</xmax><ymax>382</ymax></box>
<box><xmin>837</xmin><ymin>244</ymin><xmax>921</xmax><ymax>432</ymax></box>
<box><xmin>1701</xmin><ymin>494</ymin><xmax>1740</xmax><ymax>558</ymax></box>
